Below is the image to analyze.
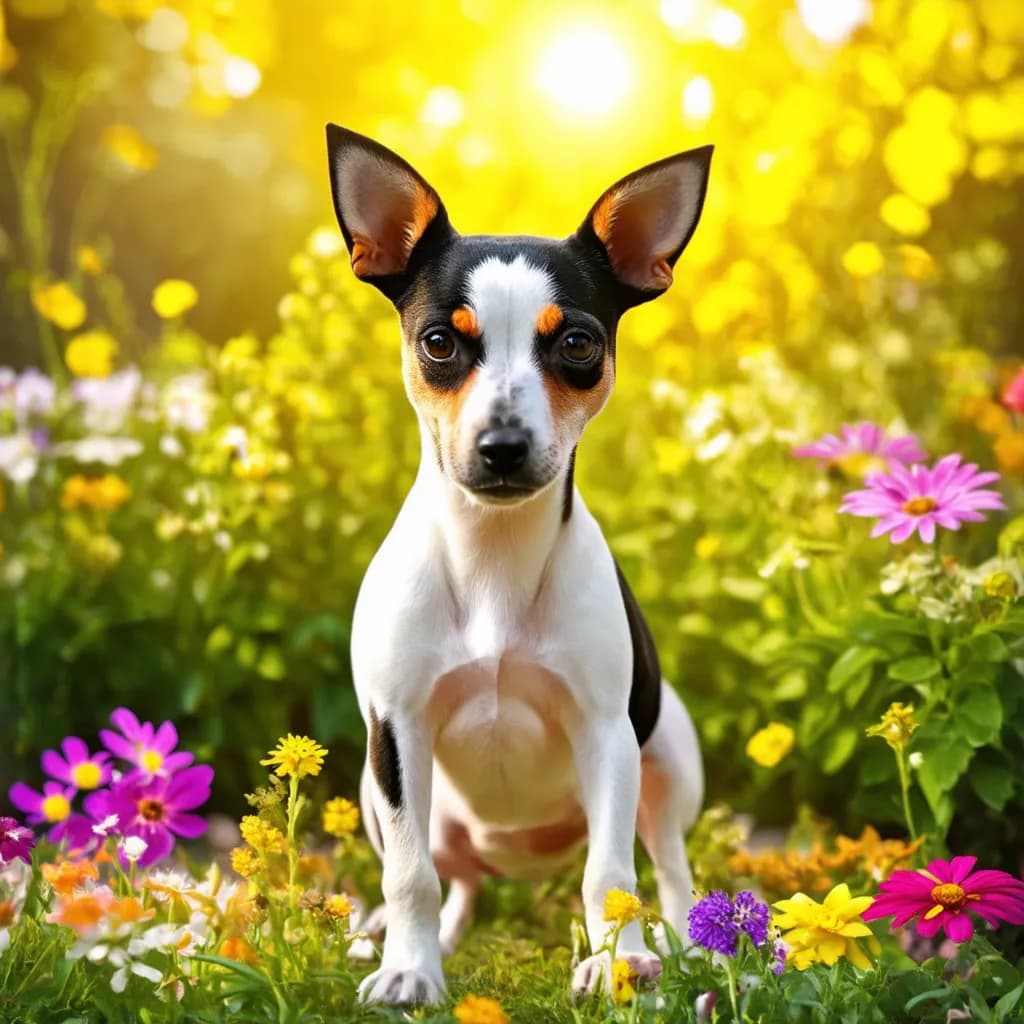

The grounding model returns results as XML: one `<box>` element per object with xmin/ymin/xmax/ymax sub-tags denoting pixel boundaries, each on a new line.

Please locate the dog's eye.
<box><xmin>421</xmin><ymin>328</ymin><xmax>456</xmax><ymax>362</ymax></box>
<box><xmin>560</xmin><ymin>330</ymin><xmax>597</xmax><ymax>363</ymax></box>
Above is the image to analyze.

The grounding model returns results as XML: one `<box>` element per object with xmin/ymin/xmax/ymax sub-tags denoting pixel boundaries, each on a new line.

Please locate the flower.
<box><xmin>239</xmin><ymin>815</ymin><xmax>286</xmax><ymax>854</ymax></box>
<box><xmin>53</xmin><ymin>437</ymin><xmax>143</xmax><ymax>466</ymax></box>
<box><xmin>83</xmin><ymin>765</ymin><xmax>213</xmax><ymax>867</ymax></box>
<box><xmin>73</xmin><ymin>367</ymin><xmax>141</xmax><ymax>433</ymax></box>
<box><xmin>41</xmin><ymin>737</ymin><xmax>111</xmax><ymax>791</ymax></box>
<box><xmin>865</xmin><ymin>702</ymin><xmax>918</xmax><ymax>751</ymax></box>
<box><xmin>880</xmin><ymin>193</ymin><xmax>930</xmax><ymax>237</ymax></box>
<box><xmin>260</xmin><ymin>734</ymin><xmax>328</xmax><ymax>779</ymax></box>
<box><xmin>603</xmin><ymin>888</ymin><xmax>643</xmax><ymax>927</ymax></box>
<box><xmin>1001</xmin><ymin>367</ymin><xmax>1024</xmax><ymax>414</ymax></box>
<box><xmin>103</xmin><ymin>124</ymin><xmax>158</xmax><ymax>171</ymax></box>
<box><xmin>984</xmin><ymin>571</ymin><xmax>1017</xmax><ymax>599</ymax></box>
<box><xmin>746</xmin><ymin>722</ymin><xmax>794</xmax><ymax>767</ymax></box>
<box><xmin>220</xmin><ymin>934</ymin><xmax>260</xmax><ymax>965</ymax></box>
<box><xmin>453</xmin><ymin>995</ymin><xmax>509</xmax><ymax>1024</ymax></box>
<box><xmin>60</xmin><ymin>474</ymin><xmax>132</xmax><ymax>512</ymax></box>
<box><xmin>793</xmin><ymin>422</ymin><xmax>927</xmax><ymax>476</ymax></box>
<box><xmin>8</xmin><ymin>780</ymin><xmax>93</xmax><ymax>847</ymax></box>
<box><xmin>862</xmin><ymin>855</ymin><xmax>1024</xmax><ymax>942</ymax></box>
<box><xmin>773</xmin><ymin>883</ymin><xmax>876</xmax><ymax>970</ymax></box>
<box><xmin>322</xmin><ymin>796</ymin><xmax>360</xmax><ymax>837</ymax></box>
<box><xmin>41</xmin><ymin>859</ymin><xmax>99</xmax><ymax>898</ymax></box>
<box><xmin>839</xmin><ymin>455</ymin><xmax>1006</xmax><ymax>544</ymax></box>
<box><xmin>152</xmin><ymin>279</ymin><xmax>198</xmax><ymax>318</ymax></box>
<box><xmin>65</xmin><ymin>331</ymin><xmax>117</xmax><ymax>378</ymax></box>
<box><xmin>0</xmin><ymin>433</ymin><xmax>41</xmax><ymax>483</ymax></box>
<box><xmin>688</xmin><ymin>890</ymin><xmax>773</xmax><ymax>955</ymax></box>
<box><xmin>99</xmin><ymin>708</ymin><xmax>194</xmax><ymax>777</ymax></box>
<box><xmin>12</xmin><ymin>367</ymin><xmax>55</xmax><ymax>423</ymax></box>
<box><xmin>230</xmin><ymin>846</ymin><xmax>261</xmax><ymax>878</ymax></box>
<box><xmin>0</xmin><ymin>817</ymin><xmax>35</xmax><ymax>865</ymax></box>
<box><xmin>611</xmin><ymin>959</ymin><xmax>636</xmax><ymax>1005</ymax></box>
<box><xmin>30</xmin><ymin>279</ymin><xmax>87</xmax><ymax>330</ymax></box>
<box><xmin>118</xmin><ymin>835</ymin><xmax>148</xmax><ymax>863</ymax></box>
<box><xmin>842</xmin><ymin>241</ymin><xmax>885</xmax><ymax>278</ymax></box>
<box><xmin>995</xmin><ymin>433</ymin><xmax>1024</xmax><ymax>477</ymax></box>
<box><xmin>76</xmin><ymin>245</ymin><xmax>104</xmax><ymax>276</ymax></box>
<box><xmin>324</xmin><ymin>894</ymin><xmax>352</xmax><ymax>920</ymax></box>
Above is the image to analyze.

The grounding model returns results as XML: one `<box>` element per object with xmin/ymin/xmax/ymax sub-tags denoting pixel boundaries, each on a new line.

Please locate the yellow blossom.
<box><xmin>898</xmin><ymin>244</ymin><xmax>936</xmax><ymax>281</ymax></box>
<box><xmin>76</xmin><ymin>245</ymin><xmax>104</xmax><ymax>276</ymax></box>
<box><xmin>603</xmin><ymin>888</ymin><xmax>643</xmax><ymax>927</ymax></box>
<box><xmin>983</xmin><ymin>571</ymin><xmax>1017</xmax><ymax>599</ymax></box>
<box><xmin>994</xmin><ymin>433</ymin><xmax>1024</xmax><ymax>477</ymax></box>
<box><xmin>152</xmin><ymin>279</ymin><xmax>199</xmax><ymax>319</ymax></box>
<box><xmin>103</xmin><ymin>123</ymin><xmax>159</xmax><ymax>171</ymax></box>
<box><xmin>695</xmin><ymin>533</ymin><xmax>722</xmax><ymax>560</ymax></box>
<box><xmin>880</xmin><ymin>193</ymin><xmax>931</xmax><ymax>237</ymax></box>
<box><xmin>865</xmin><ymin>702</ymin><xmax>918</xmax><ymax>751</ymax></box>
<box><xmin>324</xmin><ymin>893</ymin><xmax>352</xmax><ymax>920</ymax></box>
<box><xmin>30</xmin><ymin>279</ymin><xmax>86</xmax><ymax>330</ymax></box>
<box><xmin>322</xmin><ymin>797</ymin><xmax>360</xmax><ymax>837</ymax></box>
<box><xmin>230</xmin><ymin>846</ymin><xmax>262</xmax><ymax>879</ymax></box>
<box><xmin>219</xmin><ymin>934</ymin><xmax>259</xmax><ymax>965</ymax></box>
<box><xmin>746</xmin><ymin>722</ymin><xmax>795</xmax><ymax>767</ymax></box>
<box><xmin>260</xmin><ymin>734</ymin><xmax>328</xmax><ymax>779</ymax></box>
<box><xmin>841</xmin><ymin>241</ymin><xmax>885</xmax><ymax>279</ymax></box>
<box><xmin>773</xmin><ymin>883</ymin><xmax>877</xmax><ymax>970</ymax></box>
<box><xmin>611</xmin><ymin>958</ymin><xmax>637</xmax><ymax>1005</ymax></box>
<box><xmin>65</xmin><ymin>330</ymin><xmax>117</xmax><ymax>378</ymax></box>
<box><xmin>60</xmin><ymin>474</ymin><xmax>131</xmax><ymax>511</ymax></box>
<box><xmin>239</xmin><ymin>815</ymin><xmax>287</xmax><ymax>854</ymax></box>
<box><xmin>453</xmin><ymin>995</ymin><xmax>509</xmax><ymax>1024</ymax></box>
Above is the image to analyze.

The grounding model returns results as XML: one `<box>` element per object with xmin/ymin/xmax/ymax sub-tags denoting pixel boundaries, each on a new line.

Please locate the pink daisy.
<box><xmin>793</xmin><ymin>422</ymin><xmax>927</xmax><ymax>474</ymax></box>
<box><xmin>863</xmin><ymin>856</ymin><xmax>1024</xmax><ymax>943</ymax></box>
<box><xmin>1002</xmin><ymin>367</ymin><xmax>1024</xmax><ymax>414</ymax></box>
<box><xmin>41</xmin><ymin>736</ymin><xmax>111</xmax><ymax>793</ymax></box>
<box><xmin>99</xmin><ymin>707</ymin><xmax>194</xmax><ymax>779</ymax></box>
<box><xmin>0</xmin><ymin>816</ymin><xmax>35</xmax><ymax>865</ymax></box>
<box><xmin>7</xmin><ymin>780</ymin><xmax>94</xmax><ymax>848</ymax></box>
<box><xmin>839</xmin><ymin>454</ymin><xmax>1005</xmax><ymax>543</ymax></box>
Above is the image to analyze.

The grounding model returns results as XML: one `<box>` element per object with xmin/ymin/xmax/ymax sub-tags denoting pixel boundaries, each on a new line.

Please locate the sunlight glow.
<box><xmin>797</xmin><ymin>0</ymin><xmax>871</xmax><ymax>44</ymax></box>
<box><xmin>535</xmin><ymin>27</ymin><xmax>633</xmax><ymax>117</ymax></box>
<box><xmin>223</xmin><ymin>56</ymin><xmax>261</xmax><ymax>99</ymax></box>
<box><xmin>707</xmin><ymin>7</ymin><xmax>746</xmax><ymax>48</ymax></box>
<box><xmin>682</xmin><ymin>75</ymin><xmax>714</xmax><ymax>121</ymax></box>
<box><xmin>421</xmin><ymin>86</ymin><xmax>464</xmax><ymax>128</ymax></box>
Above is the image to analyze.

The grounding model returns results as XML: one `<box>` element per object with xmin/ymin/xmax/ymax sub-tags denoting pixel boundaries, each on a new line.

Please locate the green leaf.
<box><xmin>970</xmin><ymin>758</ymin><xmax>1017</xmax><ymax>811</ymax></box>
<box><xmin>821</xmin><ymin>725</ymin><xmax>859</xmax><ymax>775</ymax></box>
<box><xmin>996</xmin><ymin>982</ymin><xmax>1024</xmax><ymax>1022</ymax></box>
<box><xmin>917</xmin><ymin>735</ymin><xmax>973</xmax><ymax>817</ymax></box>
<box><xmin>827</xmin><ymin>646</ymin><xmax>882</xmax><ymax>693</ymax></box>
<box><xmin>958</xmin><ymin>687</ymin><xmax>1003</xmax><ymax>746</ymax></box>
<box><xmin>887</xmin><ymin>655</ymin><xmax>941</xmax><ymax>683</ymax></box>
<box><xmin>969</xmin><ymin>630</ymin><xmax>1010</xmax><ymax>663</ymax></box>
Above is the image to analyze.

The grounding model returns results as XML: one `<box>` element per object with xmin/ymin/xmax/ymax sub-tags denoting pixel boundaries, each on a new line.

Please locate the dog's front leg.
<box><xmin>570</xmin><ymin>713</ymin><xmax>662</xmax><ymax>997</ymax></box>
<box><xmin>357</xmin><ymin>706</ymin><xmax>444</xmax><ymax>1006</ymax></box>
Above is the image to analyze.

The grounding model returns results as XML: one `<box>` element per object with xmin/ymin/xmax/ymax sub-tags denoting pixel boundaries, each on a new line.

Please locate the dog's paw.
<box><xmin>571</xmin><ymin>951</ymin><xmax>662</xmax><ymax>999</ymax></box>
<box><xmin>357</xmin><ymin>967</ymin><xmax>445</xmax><ymax>1006</ymax></box>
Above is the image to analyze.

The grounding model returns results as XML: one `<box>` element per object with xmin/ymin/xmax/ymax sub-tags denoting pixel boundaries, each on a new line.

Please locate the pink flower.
<box><xmin>41</xmin><ymin>737</ymin><xmax>111</xmax><ymax>793</ymax></box>
<box><xmin>0</xmin><ymin>816</ymin><xmax>35</xmax><ymax>864</ymax></box>
<box><xmin>1002</xmin><ymin>367</ymin><xmax>1024</xmax><ymax>414</ymax></box>
<box><xmin>793</xmin><ymin>422</ymin><xmax>927</xmax><ymax>475</ymax></box>
<box><xmin>863</xmin><ymin>856</ymin><xmax>1024</xmax><ymax>943</ymax></box>
<box><xmin>99</xmin><ymin>708</ymin><xmax>194</xmax><ymax>779</ymax></box>
<box><xmin>839</xmin><ymin>454</ymin><xmax>1005</xmax><ymax>543</ymax></box>
<box><xmin>7</xmin><ymin>781</ymin><xmax>94</xmax><ymax>848</ymax></box>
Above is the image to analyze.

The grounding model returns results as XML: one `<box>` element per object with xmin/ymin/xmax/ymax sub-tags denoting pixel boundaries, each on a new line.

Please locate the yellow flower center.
<box><xmin>141</xmin><ymin>750</ymin><xmax>164</xmax><ymax>773</ymax></box>
<box><xmin>71</xmin><ymin>762</ymin><xmax>102</xmax><ymax>790</ymax></box>
<box><xmin>42</xmin><ymin>794</ymin><xmax>71</xmax><ymax>822</ymax></box>
<box><xmin>931</xmin><ymin>882</ymin><xmax>966</xmax><ymax>909</ymax></box>
<box><xmin>901</xmin><ymin>496</ymin><xmax>937</xmax><ymax>516</ymax></box>
<box><xmin>835</xmin><ymin>452</ymin><xmax>887</xmax><ymax>478</ymax></box>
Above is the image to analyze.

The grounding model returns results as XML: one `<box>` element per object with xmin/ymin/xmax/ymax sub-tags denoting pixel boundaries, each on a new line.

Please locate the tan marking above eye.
<box><xmin>535</xmin><ymin>303</ymin><xmax>564</xmax><ymax>335</ymax></box>
<box><xmin>451</xmin><ymin>307</ymin><xmax>480</xmax><ymax>337</ymax></box>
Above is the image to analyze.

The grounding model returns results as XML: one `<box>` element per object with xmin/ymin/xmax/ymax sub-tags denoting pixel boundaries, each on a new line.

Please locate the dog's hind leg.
<box><xmin>637</xmin><ymin>681</ymin><xmax>703</xmax><ymax>940</ymax></box>
<box><xmin>438</xmin><ymin>876</ymin><xmax>479</xmax><ymax>955</ymax></box>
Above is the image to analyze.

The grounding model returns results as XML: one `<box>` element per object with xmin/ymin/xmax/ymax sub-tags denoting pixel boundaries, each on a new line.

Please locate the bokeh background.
<box><xmin>1</xmin><ymin>0</ymin><xmax>1022</xmax><ymax>859</ymax></box>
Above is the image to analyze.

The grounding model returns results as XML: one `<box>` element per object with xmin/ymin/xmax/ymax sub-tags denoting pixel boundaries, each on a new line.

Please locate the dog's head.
<box><xmin>326</xmin><ymin>125</ymin><xmax>712</xmax><ymax>506</ymax></box>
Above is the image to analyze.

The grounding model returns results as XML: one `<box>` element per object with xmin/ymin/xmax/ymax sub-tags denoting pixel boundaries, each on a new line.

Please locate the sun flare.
<box><xmin>534</xmin><ymin>26</ymin><xmax>633</xmax><ymax>117</ymax></box>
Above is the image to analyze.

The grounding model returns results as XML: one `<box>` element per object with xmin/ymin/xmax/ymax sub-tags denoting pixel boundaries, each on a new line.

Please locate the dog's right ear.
<box><xmin>326</xmin><ymin>124</ymin><xmax>456</xmax><ymax>302</ymax></box>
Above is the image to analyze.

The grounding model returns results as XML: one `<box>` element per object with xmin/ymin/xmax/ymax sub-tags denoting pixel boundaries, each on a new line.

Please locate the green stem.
<box><xmin>723</xmin><ymin>955</ymin><xmax>741</xmax><ymax>1021</ymax></box>
<box><xmin>895</xmin><ymin>747</ymin><xmax>918</xmax><ymax>842</ymax></box>
<box><xmin>286</xmin><ymin>775</ymin><xmax>299</xmax><ymax>912</ymax></box>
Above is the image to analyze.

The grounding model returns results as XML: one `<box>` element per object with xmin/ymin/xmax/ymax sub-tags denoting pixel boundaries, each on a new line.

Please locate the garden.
<box><xmin>1</xmin><ymin>0</ymin><xmax>1023</xmax><ymax>1021</ymax></box>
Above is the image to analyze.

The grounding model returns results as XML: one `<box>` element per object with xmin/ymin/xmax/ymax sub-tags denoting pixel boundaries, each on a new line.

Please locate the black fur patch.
<box><xmin>614</xmin><ymin>561</ymin><xmax>661</xmax><ymax>746</ymax></box>
<box><xmin>369</xmin><ymin>706</ymin><xmax>403</xmax><ymax>810</ymax></box>
<box><xmin>562</xmin><ymin>447</ymin><xmax>576</xmax><ymax>522</ymax></box>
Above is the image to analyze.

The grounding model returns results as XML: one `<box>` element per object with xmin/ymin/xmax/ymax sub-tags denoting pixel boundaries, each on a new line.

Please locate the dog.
<box><xmin>326</xmin><ymin>124</ymin><xmax>712</xmax><ymax>1006</ymax></box>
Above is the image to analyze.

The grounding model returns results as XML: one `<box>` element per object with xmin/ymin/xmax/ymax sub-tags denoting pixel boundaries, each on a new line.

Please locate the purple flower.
<box><xmin>41</xmin><ymin>737</ymin><xmax>111</xmax><ymax>793</ymax></box>
<box><xmin>0</xmin><ymin>817</ymin><xmax>35</xmax><ymax>864</ymax></box>
<box><xmin>99</xmin><ymin>708</ymin><xmax>194</xmax><ymax>779</ymax></box>
<box><xmin>840</xmin><ymin>454</ymin><xmax>1006</xmax><ymax>544</ymax></box>
<box><xmin>733</xmin><ymin>890</ymin><xmax>770</xmax><ymax>947</ymax></box>
<box><xmin>793</xmin><ymin>423</ymin><xmax>927</xmax><ymax>475</ymax></box>
<box><xmin>688</xmin><ymin>890</ymin><xmax>773</xmax><ymax>956</ymax></box>
<box><xmin>770</xmin><ymin>940</ymin><xmax>786</xmax><ymax>975</ymax></box>
<box><xmin>8</xmin><ymin>781</ymin><xmax>94</xmax><ymax>848</ymax></box>
<box><xmin>84</xmin><ymin>765</ymin><xmax>213</xmax><ymax>867</ymax></box>
<box><xmin>13</xmin><ymin>367</ymin><xmax>55</xmax><ymax>424</ymax></box>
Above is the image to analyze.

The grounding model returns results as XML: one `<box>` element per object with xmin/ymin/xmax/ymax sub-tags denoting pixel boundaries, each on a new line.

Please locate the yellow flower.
<box><xmin>30</xmin><ymin>279</ymin><xmax>86</xmax><ymax>330</ymax></box>
<box><xmin>841</xmin><ymin>241</ymin><xmax>885</xmax><ymax>279</ymax></box>
<box><xmin>260</xmin><ymin>734</ymin><xmax>328</xmax><ymax>779</ymax></box>
<box><xmin>879</xmin><ymin>194</ymin><xmax>930</xmax><ymax>237</ymax></box>
<box><xmin>219</xmin><ymin>934</ymin><xmax>259</xmax><ymax>966</ymax></box>
<box><xmin>453</xmin><ymin>995</ymin><xmax>509</xmax><ymax>1024</ymax></box>
<box><xmin>773</xmin><ymin>883</ymin><xmax>877</xmax><ymax>970</ymax></box>
<box><xmin>694</xmin><ymin>533</ymin><xmax>722</xmax><ymax>560</ymax></box>
<box><xmin>239</xmin><ymin>815</ymin><xmax>287</xmax><ymax>854</ymax></box>
<box><xmin>324</xmin><ymin>894</ymin><xmax>352</xmax><ymax>920</ymax></box>
<box><xmin>994</xmin><ymin>433</ymin><xmax>1024</xmax><ymax>477</ymax></box>
<box><xmin>898</xmin><ymin>244</ymin><xmax>936</xmax><ymax>281</ymax></box>
<box><xmin>103</xmin><ymin>123</ymin><xmax>159</xmax><ymax>171</ymax></box>
<box><xmin>611</xmin><ymin>958</ymin><xmax>637</xmax><ymax>1005</ymax></box>
<box><xmin>65</xmin><ymin>330</ymin><xmax>117</xmax><ymax>378</ymax></box>
<box><xmin>322</xmin><ymin>797</ymin><xmax>360</xmax><ymax>837</ymax></box>
<box><xmin>152</xmin><ymin>279</ymin><xmax>198</xmax><ymax>319</ymax></box>
<box><xmin>983</xmin><ymin>571</ymin><xmax>1017</xmax><ymax>600</ymax></box>
<box><xmin>230</xmin><ymin>846</ymin><xmax>262</xmax><ymax>879</ymax></box>
<box><xmin>603</xmin><ymin>888</ymin><xmax>643</xmax><ymax>927</ymax></box>
<box><xmin>865</xmin><ymin>702</ymin><xmax>918</xmax><ymax>751</ymax></box>
<box><xmin>76</xmin><ymin>245</ymin><xmax>104</xmax><ymax>276</ymax></box>
<box><xmin>60</xmin><ymin>474</ymin><xmax>131</xmax><ymax>511</ymax></box>
<box><xmin>746</xmin><ymin>722</ymin><xmax>795</xmax><ymax>767</ymax></box>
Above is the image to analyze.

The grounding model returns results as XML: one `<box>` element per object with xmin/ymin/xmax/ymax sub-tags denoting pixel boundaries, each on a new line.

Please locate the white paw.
<box><xmin>571</xmin><ymin>951</ymin><xmax>662</xmax><ymax>999</ymax></box>
<box><xmin>347</xmin><ymin>936</ymin><xmax>378</xmax><ymax>962</ymax></box>
<box><xmin>357</xmin><ymin>966</ymin><xmax>446</xmax><ymax>1006</ymax></box>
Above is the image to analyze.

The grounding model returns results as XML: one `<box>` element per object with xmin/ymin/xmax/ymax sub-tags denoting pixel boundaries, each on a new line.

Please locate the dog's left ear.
<box><xmin>326</xmin><ymin>124</ymin><xmax>456</xmax><ymax>302</ymax></box>
<box><xmin>576</xmin><ymin>145</ymin><xmax>713</xmax><ymax>306</ymax></box>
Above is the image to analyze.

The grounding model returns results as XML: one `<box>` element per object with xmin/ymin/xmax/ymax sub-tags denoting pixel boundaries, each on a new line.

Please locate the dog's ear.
<box><xmin>326</xmin><ymin>124</ymin><xmax>456</xmax><ymax>302</ymax></box>
<box><xmin>575</xmin><ymin>145</ymin><xmax>713</xmax><ymax>307</ymax></box>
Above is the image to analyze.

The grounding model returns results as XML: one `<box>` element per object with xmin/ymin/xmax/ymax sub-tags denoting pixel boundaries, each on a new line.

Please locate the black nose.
<box><xmin>477</xmin><ymin>427</ymin><xmax>529</xmax><ymax>475</ymax></box>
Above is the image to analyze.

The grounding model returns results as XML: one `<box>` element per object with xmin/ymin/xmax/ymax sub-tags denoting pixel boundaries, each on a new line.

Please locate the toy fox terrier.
<box><xmin>326</xmin><ymin>124</ymin><xmax>712</xmax><ymax>1006</ymax></box>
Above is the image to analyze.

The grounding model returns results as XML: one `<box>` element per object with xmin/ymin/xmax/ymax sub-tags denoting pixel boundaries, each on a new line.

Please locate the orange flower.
<box><xmin>219</xmin><ymin>934</ymin><xmax>259</xmax><ymax>965</ymax></box>
<box><xmin>41</xmin><ymin>859</ymin><xmax>99</xmax><ymax>898</ymax></box>
<box><xmin>48</xmin><ymin>893</ymin><xmax>107</xmax><ymax>930</ymax></box>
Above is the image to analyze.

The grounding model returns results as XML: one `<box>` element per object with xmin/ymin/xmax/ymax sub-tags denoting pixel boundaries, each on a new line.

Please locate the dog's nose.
<box><xmin>477</xmin><ymin>427</ymin><xmax>529</xmax><ymax>475</ymax></box>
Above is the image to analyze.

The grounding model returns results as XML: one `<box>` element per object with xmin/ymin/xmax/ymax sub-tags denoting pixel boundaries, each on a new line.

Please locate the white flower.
<box><xmin>163</xmin><ymin>372</ymin><xmax>210</xmax><ymax>433</ymax></box>
<box><xmin>54</xmin><ymin>436</ymin><xmax>143</xmax><ymax>465</ymax></box>
<box><xmin>73</xmin><ymin>367</ymin><xmax>141</xmax><ymax>433</ymax></box>
<box><xmin>144</xmin><ymin>867</ymin><xmax>193</xmax><ymax>902</ymax></box>
<box><xmin>92</xmin><ymin>814</ymin><xmax>120</xmax><ymax>837</ymax></box>
<box><xmin>159</xmin><ymin>434</ymin><xmax>184</xmax><ymax>458</ymax></box>
<box><xmin>0</xmin><ymin>434</ymin><xmax>40</xmax><ymax>483</ymax></box>
<box><xmin>908</xmin><ymin>752</ymin><xmax>924</xmax><ymax>770</ymax></box>
<box><xmin>220</xmin><ymin>425</ymin><xmax>248</xmax><ymax>461</ymax></box>
<box><xmin>119</xmin><ymin>836</ymin><xmax>148</xmax><ymax>863</ymax></box>
<box><xmin>13</xmin><ymin>368</ymin><xmax>55</xmax><ymax>423</ymax></box>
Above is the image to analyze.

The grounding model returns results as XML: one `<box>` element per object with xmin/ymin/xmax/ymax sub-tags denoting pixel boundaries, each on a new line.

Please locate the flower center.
<box><xmin>71</xmin><ymin>762</ymin><xmax>102</xmax><ymax>789</ymax></box>
<box><xmin>902</xmin><ymin>496</ymin><xmax>937</xmax><ymax>516</ymax></box>
<box><xmin>141</xmin><ymin>750</ymin><xmax>164</xmax><ymax>773</ymax></box>
<box><xmin>835</xmin><ymin>452</ymin><xmax>887</xmax><ymax>478</ymax></box>
<box><xmin>931</xmin><ymin>882</ymin><xmax>966</xmax><ymax>909</ymax></box>
<box><xmin>138</xmin><ymin>798</ymin><xmax>165</xmax><ymax>822</ymax></box>
<box><xmin>41</xmin><ymin>794</ymin><xmax>71</xmax><ymax>822</ymax></box>
<box><xmin>818</xmin><ymin>910</ymin><xmax>843</xmax><ymax>931</ymax></box>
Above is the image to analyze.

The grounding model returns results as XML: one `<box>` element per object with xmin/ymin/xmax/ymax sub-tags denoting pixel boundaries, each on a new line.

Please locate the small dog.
<box><xmin>326</xmin><ymin>125</ymin><xmax>712</xmax><ymax>1005</ymax></box>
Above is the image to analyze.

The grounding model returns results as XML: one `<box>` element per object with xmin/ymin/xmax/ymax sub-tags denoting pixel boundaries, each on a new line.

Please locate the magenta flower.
<box><xmin>1002</xmin><ymin>367</ymin><xmax>1024</xmax><ymax>414</ymax></box>
<box><xmin>863</xmin><ymin>856</ymin><xmax>1024</xmax><ymax>943</ymax></box>
<box><xmin>7</xmin><ymin>781</ymin><xmax>94</xmax><ymax>848</ymax></box>
<box><xmin>793</xmin><ymin>422</ymin><xmax>927</xmax><ymax>475</ymax></box>
<box><xmin>0</xmin><ymin>816</ymin><xmax>35</xmax><ymax>865</ymax></box>
<box><xmin>84</xmin><ymin>765</ymin><xmax>213</xmax><ymax>867</ymax></box>
<box><xmin>99</xmin><ymin>708</ymin><xmax>194</xmax><ymax>778</ymax></box>
<box><xmin>41</xmin><ymin>737</ymin><xmax>111</xmax><ymax>793</ymax></box>
<box><xmin>839</xmin><ymin>454</ymin><xmax>1005</xmax><ymax>543</ymax></box>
